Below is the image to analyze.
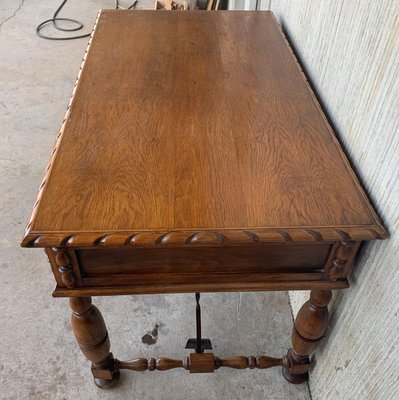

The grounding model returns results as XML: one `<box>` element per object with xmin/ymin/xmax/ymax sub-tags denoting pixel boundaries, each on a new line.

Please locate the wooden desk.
<box><xmin>22</xmin><ymin>10</ymin><xmax>387</xmax><ymax>388</ymax></box>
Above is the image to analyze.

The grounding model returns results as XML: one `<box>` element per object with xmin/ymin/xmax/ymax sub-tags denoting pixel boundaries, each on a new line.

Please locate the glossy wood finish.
<box><xmin>48</xmin><ymin>238</ymin><xmax>358</xmax><ymax>296</ymax></box>
<box><xmin>282</xmin><ymin>289</ymin><xmax>332</xmax><ymax>384</ymax></box>
<box><xmin>21</xmin><ymin>10</ymin><xmax>386</xmax><ymax>248</ymax></box>
<box><xmin>53</xmin><ymin>278</ymin><xmax>348</xmax><ymax>297</ymax></box>
<box><xmin>21</xmin><ymin>10</ymin><xmax>387</xmax><ymax>389</ymax></box>
<box><xmin>69</xmin><ymin>297</ymin><xmax>119</xmax><ymax>388</ymax></box>
<box><xmin>77</xmin><ymin>244</ymin><xmax>331</xmax><ymax>275</ymax></box>
<box><xmin>117</xmin><ymin>357</ymin><xmax>189</xmax><ymax>372</ymax></box>
<box><xmin>113</xmin><ymin>353</ymin><xmax>310</xmax><ymax>374</ymax></box>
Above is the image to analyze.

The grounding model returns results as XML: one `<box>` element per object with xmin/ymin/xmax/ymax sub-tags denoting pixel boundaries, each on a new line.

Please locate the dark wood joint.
<box><xmin>284</xmin><ymin>349</ymin><xmax>311</xmax><ymax>376</ymax></box>
<box><xmin>189</xmin><ymin>353</ymin><xmax>215</xmax><ymax>373</ymax></box>
<box><xmin>91</xmin><ymin>353</ymin><xmax>116</xmax><ymax>380</ymax></box>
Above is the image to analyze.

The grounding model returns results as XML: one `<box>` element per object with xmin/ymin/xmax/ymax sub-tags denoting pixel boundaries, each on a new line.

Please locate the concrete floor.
<box><xmin>0</xmin><ymin>1</ymin><xmax>311</xmax><ymax>399</ymax></box>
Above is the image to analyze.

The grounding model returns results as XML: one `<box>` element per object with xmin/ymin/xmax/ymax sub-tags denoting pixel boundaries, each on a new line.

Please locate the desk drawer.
<box><xmin>48</xmin><ymin>241</ymin><xmax>359</xmax><ymax>296</ymax></box>
<box><xmin>76</xmin><ymin>244</ymin><xmax>331</xmax><ymax>278</ymax></box>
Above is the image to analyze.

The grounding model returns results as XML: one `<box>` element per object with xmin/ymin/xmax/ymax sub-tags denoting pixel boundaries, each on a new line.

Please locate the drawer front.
<box><xmin>77</xmin><ymin>244</ymin><xmax>331</xmax><ymax>278</ymax></box>
<box><xmin>48</xmin><ymin>241</ymin><xmax>360</xmax><ymax>296</ymax></box>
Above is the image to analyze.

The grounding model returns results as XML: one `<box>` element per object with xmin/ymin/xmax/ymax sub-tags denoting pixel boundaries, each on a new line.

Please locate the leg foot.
<box><xmin>94</xmin><ymin>371</ymin><xmax>120</xmax><ymax>389</ymax></box>
<box><xmin>282</xmin><ymin>350</ymin><xmax>309</xmax><ymax>384</ymax></box>
<box><xmin>282</xmin><ymin>290</ymin><xmax>332</xmax><ymax>384</ymax></box>
<box><xmin>282</xmin><ymin>367</ymin><xmax>308</xmax><ymax>384</ymax></box>
<box><xmin>91</xmin><ymin>353</ymin><xmax>120</xmax><ymax>389</ymax></box>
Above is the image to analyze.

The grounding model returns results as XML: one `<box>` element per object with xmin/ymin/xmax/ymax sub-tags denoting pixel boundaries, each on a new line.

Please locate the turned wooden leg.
<box><xmin>69</xmin><ymin>297</ymin><xmax>120</xmax><ymax>389</ymax></box>
<box><xmin>282</xmin><ymin>289</ymin><xmax>332</xmax><ymax>384</ymax></box>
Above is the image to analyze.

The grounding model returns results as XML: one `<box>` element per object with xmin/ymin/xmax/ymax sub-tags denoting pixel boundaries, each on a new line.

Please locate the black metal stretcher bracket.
<box><xmin>185</xmin><ymin>293</ymin><xmax>212</xmax><ymax>353</ymax></box>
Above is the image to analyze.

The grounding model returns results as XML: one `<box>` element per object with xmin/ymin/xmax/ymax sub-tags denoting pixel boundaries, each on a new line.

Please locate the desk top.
<box><xmin>22</xmin><ymin>10</ymin><xmax>386</xmax><ymax>248</ymax></box>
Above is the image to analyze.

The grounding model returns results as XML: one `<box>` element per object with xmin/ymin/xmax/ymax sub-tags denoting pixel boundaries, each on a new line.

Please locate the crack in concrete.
<box><xmin>0</xmin><ymin>0</ymin><xmax>26</xmax><ymax>30</ymax></box>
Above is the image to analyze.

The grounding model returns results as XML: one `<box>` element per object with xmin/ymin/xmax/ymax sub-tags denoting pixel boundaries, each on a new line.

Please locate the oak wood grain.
<box><xmin>22</xmin><ymin>11</ymin><xmax>386</xmax><ymax>248</ymax></box>
<box><xmin>19</xmin><ymin>11</ymin><xmax>389</xmax><ymax>389</ymax></box>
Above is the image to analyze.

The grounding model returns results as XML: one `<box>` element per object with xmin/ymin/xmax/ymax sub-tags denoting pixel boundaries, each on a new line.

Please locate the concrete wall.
<box><xmin>255</xmin><ymin>1</ymin><xmax>399</xmax><ymax>399</ymax></box>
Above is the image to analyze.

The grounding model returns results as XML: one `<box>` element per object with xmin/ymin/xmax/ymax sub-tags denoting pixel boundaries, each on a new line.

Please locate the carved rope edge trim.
<box><xmin>21</xmin><ymin>226</ymin><xmax>386</xmax><ymax>248</ymax></box>
<box><xmin>22</xmin><ymin>11</ymin><xmax>102</xmax><ymax>239</ymax></box>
